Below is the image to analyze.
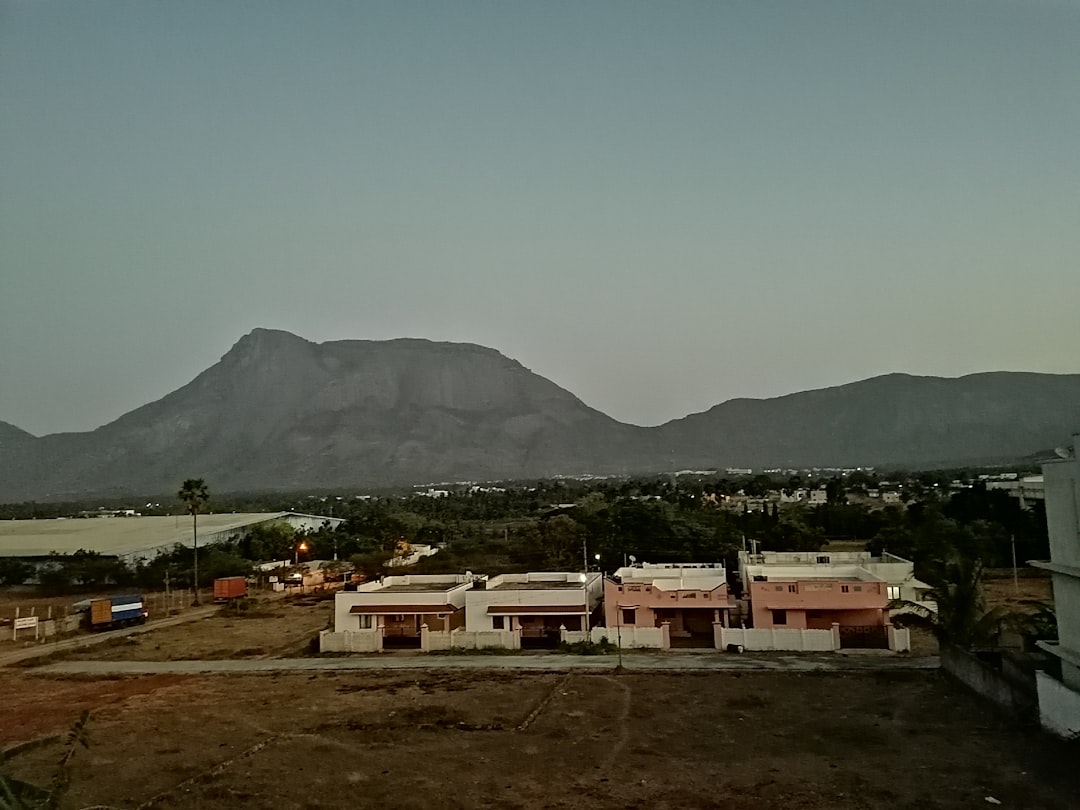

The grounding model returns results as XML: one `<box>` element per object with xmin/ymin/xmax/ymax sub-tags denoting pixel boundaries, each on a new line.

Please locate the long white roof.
<box><xmin>0</xmin><ymin>513</ymin><xmax>286</xmax><ymax>558</ymax></box>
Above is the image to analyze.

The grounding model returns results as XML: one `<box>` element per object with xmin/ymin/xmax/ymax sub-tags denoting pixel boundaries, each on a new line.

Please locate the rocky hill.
<box><xmin>653</xmin><ymin>372</ymin><xmax>1080</xmax><ymax>469</ymax></box>
<box><xmin>1</xmin><ymin>329</ymin><xmax>1078</xmax><ymax>500</ymax></box>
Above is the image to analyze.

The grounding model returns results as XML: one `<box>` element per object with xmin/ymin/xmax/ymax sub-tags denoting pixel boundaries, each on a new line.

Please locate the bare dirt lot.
<box><xmin>2</xmin><ymin>668</ymin><xmax>1078</xmax><ymax>809</ymax></box>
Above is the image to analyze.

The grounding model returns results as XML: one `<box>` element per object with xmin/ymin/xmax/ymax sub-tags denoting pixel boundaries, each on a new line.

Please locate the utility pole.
<box><xmin>1011</xmin><ymin>535</ymin><xmax>1020</xmax><ymax>597</ymax></box>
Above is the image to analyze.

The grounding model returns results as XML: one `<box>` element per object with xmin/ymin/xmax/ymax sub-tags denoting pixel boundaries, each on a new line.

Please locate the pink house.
<box><xmin>605</xmin><ymin>563</ymin><xmax>736</xmax><ymax>647</ymax></box>
<box><xmin>741</xmin><ymin>559</ymin><xmax>890</xmax><ymax>637</ymax></box>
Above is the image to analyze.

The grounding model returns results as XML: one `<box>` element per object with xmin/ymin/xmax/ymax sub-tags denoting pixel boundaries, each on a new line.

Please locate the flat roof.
<box><xmin>0</xmin><ymin>513</ymin><xmax>283</xmax><ymax>557</ymax></box>
<box><xmin>374</xmin><ymin>583</ymin><xmax>462</xmax><ymax>593</ymax></box>
<box><xmin>490</xmin><ymin>581</ymin><xmax>582</xmax><ymax>591</ymax></box>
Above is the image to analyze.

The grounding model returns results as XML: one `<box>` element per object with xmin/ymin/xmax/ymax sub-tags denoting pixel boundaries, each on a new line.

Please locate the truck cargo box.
<box><xmin>88</xmin><ymin>595</ymin><xmax>147</xmax><ymax>629</ymax></box>
<box><xmin>213</xmin><ymin>576</ymin><xmax>247</xmax><ymax>601</ymax></box>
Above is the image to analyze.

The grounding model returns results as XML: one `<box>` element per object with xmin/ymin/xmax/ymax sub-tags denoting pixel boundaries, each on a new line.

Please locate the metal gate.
<box><xmin>838</xmin><ymin>624</ymin><xmax>888</xmax><ymax>649</ymax></box>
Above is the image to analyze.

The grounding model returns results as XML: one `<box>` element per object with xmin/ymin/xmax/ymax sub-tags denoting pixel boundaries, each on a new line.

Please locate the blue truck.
<box><xmin>72</xmin><ymin>595</ymin><xmax>149</xmax><ymax>630</ymax></box>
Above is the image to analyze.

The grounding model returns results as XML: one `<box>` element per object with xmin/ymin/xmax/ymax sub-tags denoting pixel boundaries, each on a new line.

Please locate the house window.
<box><xmin>774</xmin><ymin>585</ymin><xmax>784</xmax><ymax>592</ymax></box>
<box><xmin>622</xmin><ymin>608</ymin><xmax>636</xmax><ymax>625</ymax></box>
<box><xmin>492</xmin><ymin>616</ymin><xmax>505</xmax><ymax>630</ymax></box>
<box><xmin>841</xmin><ymin>585</ymin><xmax>850</xmax><ymax>593</ymax></box>
<box><xmin>887</xmin><ymin>586</ymin><xmax>901</xmax><ymax>600</ymax></box>
<box><xmin>772</xmin><ymin>610</ymin><xmax>787</xmax><ymax>625</ymax></box>
<box><xmin>358</xmin><ymin>614</ymin><xmax>372</xmax><ymax>629</ymax></box>
<box><xmin>853</xmin><ymin>585</ymin><xmax>862</xmax><ymax>592</ymax></box>
<box><xmin>683</xmin><ymin>592</ymin><xmax>696</xmax><ymax>599</ymax></box>
<box><xmin>787</xmin><ymin>584</ymin><xmax>796</xmax><ymax>593</ymax></box>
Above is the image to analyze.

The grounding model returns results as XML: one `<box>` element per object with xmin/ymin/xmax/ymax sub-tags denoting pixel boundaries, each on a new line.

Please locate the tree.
<box><xmin>178</xmin><ymin>478</ymin><xmax>209</xmax><ymax>604</ymax></box>
<box><xmin>0</xmin><ymin>558</ymin><xmax>32</xmax><ymax>587</ymax></box>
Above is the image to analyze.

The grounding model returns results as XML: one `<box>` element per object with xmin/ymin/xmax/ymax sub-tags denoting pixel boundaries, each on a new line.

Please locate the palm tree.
<box><xmin>178</xmin><ymin>478</ymin><xmax>209</xmax><ymax>605</ymax></box>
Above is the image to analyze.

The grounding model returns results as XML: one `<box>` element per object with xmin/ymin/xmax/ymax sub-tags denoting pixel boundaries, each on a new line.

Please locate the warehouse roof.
<box><xmin>0</xmin><ymin>512</ymin><xmax>305</xmax><ymax>558</ymax></box>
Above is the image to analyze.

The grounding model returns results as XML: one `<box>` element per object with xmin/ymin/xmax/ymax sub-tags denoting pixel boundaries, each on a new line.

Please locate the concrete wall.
<box><xmin>420</xmin><ymin>626</ymin><xmax>521</xmax><ymax>651</ymax></box>
<box><xmin>887</xmin><ymin>624</ymin><xmax>911</xmax><ymax>652</ymax></box>
<box><xmin>562</xmin><ymin>625</ymin><xmax>670</xmax><ymax>649</ymax></box>
<box><xmin>1039</xmin><ymin>444</ymin><xmax>1080</xmax><ymax>690</ymax></box>
<box><xmin>717</xmin><ymin>626</ymin><xmax>838</xmax><ymax>652</ymax></box>
<box><xmin>319</xmin><ymin>629</ymin><xmax>382</xmax><ymax>653</ymax></box>
<box><xmin>1036</xmin><ymin>671</ymin><xmax>1080</xmax><ymax>739</ymax></box>
<box><xmin>940</xmin><ymin>645</ymin><xmax>1036</xmax><ymax>720</ymax></box>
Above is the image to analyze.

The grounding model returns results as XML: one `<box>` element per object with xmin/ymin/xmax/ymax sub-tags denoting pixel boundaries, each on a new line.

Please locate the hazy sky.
<box><xmin>2</xmin><ymin>1</ymin><xmax>1078</xmax><ymax>436</ymax></box>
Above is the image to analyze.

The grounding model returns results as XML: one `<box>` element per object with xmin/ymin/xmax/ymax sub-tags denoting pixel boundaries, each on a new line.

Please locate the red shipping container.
<box><xmin>213</xmin><ymin>577</ymin><xmax>247</xmax><ymax>601</ymax></box>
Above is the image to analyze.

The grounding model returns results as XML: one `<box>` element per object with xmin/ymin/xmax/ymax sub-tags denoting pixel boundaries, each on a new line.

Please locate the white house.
<box><xmin>1031</xmin><ymin>434</ymin><xmax>1080</xmax><ymax>738</ymax></box>
<box><xmin>465</xmin><ymin>572</ymin><xmax>603</xmax><ymax>648</ymax></box>
<box><xmin>322</xmin><ymin>574</ymin><xmax>477</xmax><ymax>653</ymax></box>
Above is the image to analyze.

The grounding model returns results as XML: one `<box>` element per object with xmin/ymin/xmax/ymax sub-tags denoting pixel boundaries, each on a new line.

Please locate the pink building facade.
<box><xmin>604</xmin><ymin>563</ymin><xmax>735</xmax><ymax>645</ymax></box>
<box><xmin>742</xmin><ymin>563</ymin><xmax>889</xmax><ymax>631</ymax></box>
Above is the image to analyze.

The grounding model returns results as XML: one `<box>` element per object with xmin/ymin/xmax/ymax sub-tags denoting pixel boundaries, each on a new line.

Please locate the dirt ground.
<box><xmin>983</xmin><ymin>570</ymin><xmax>1054</xmax><ymax>612</ymax></box>
<box><xmin>1</xmin><ymin>668</ymin><xmax>1077</xmax><ymax>810</ymax></box>
<box><xmin>0</xmin><ymin>589</ymin><xmax>332</xmax><ymax>661</ymax></box>
<box><xmin>18</xmin><ymin>595</ymin><xmax>334</xmax><ymax>664</ymax></box>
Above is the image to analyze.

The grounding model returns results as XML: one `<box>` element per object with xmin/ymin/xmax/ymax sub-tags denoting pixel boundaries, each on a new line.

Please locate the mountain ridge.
<box><xmin>2</xmin><ymin>329</ymin><xmax>1078</xmax><ymax>500</ymax></box>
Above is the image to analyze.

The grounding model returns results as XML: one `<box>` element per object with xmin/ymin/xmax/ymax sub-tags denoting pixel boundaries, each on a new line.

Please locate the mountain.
<box><xmin>1</xmin><ymin>330</ymin><xmax>1078</xmax><ymax>500</ymax></box>
<box><xmin>654</xmin><ymin>372</ymin><xmax>1080</xmax><ymax>469</ymax></box>
<box><xmin>0</xmin><ymin>329</ymin><xmax>649</xmax><ymax>499</ymax></box>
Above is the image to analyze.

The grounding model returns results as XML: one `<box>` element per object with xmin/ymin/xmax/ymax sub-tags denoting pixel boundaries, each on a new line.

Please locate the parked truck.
<box><xmin>72</xmin><ymin>595</ymin><xmax>148</xmax><ymax>631</ymax></box>
<box><xmin>213</xmin><ymin>576</ymin><xmax>247</xmax><ymax>601</ymax></box>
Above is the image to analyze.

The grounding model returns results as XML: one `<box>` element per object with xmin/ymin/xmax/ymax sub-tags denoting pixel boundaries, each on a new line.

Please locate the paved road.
<box><xmin>35</xmin><ymin>652</ymin><xmax>940</xmax><ymax>676</ymax></box>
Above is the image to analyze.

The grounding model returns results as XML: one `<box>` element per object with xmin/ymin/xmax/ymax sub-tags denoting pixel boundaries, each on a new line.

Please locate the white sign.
<box><xmin>13</xmin><ymin>616</ymin><xmax>38</xmax><ymax>630</ymax></box>
<box><xmin>269</xmin><ymin>576</ymin><xmax>279</xmax><ymax>583</ymax></box>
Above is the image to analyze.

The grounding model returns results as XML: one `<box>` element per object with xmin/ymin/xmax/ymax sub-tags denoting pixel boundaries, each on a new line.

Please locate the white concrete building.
<box><xmin>323</xmin><ymin>574</ymin><xmax>477</xmax><ymax>652</ymax></box>
<box><xmin>1031</xmin><ymin>435</ymin><xmax>1080</xmax><ymax>738</ymax></box>
<box><xmin>465</xmin><ymin>572</ymin><xmax>602</xmax><ymax>647</ymax></box>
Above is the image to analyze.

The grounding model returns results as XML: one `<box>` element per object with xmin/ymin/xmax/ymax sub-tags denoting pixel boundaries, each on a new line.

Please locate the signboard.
<box><xmin>12</xmin><ymin>614</ymin><xmax>39</xmax><ymax>640</ymax></box>
<box><xmin>269</xmin><ymin>576</ymin><xmax>279</xmax><ymax>583</ymax></box>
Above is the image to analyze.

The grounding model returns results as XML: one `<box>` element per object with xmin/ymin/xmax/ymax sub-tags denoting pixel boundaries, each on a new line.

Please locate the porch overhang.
<box><xmin>487</xmin><ymin>604</ymin><xmax>587</xmax><ymax>615</ymax></box>
<box><xmin>349</xmin><ymin>604</ymin><xmax>458</xmax><ymax>615</ymax></box>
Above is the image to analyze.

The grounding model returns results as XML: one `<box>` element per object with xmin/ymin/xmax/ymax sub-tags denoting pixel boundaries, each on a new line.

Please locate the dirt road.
<box><xmin>35</xmin><ymin>650</ymin><xmax>940</xmax><ymax>676</ymax></box>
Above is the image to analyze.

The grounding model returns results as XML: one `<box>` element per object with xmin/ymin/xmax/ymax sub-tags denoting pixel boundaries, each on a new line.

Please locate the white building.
<box><xmin>1031</xmin><ymin>435</ymin><xmax>1080</xmax><ymax>738</ymax></box>
<box><xmin>323</xmin><ymin>574</ymin><xmax>477</xmax><ymax>652</ymax></box>
<box><xmin>465</xmin><ymin>572</ymin><xmax>602</xmax><ymax>647</ymax></box>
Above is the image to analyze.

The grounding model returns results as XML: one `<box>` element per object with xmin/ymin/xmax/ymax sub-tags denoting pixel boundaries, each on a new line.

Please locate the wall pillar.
<box><xmin>831</xmin><ymin>622</ymin><xmax>841</xmax><ymax>651</ymax></box>
<box><xmin>712</xmin><ymin>622</ymin><xmax>724</xmax><ymax>650</ymax></box>
<box><xmin>420</xmin><ymin>623</ymin><xmax>430</xmax><ymax>653</ymax></box>
<box><xmin>660</xmin><ymin>621</ymin><xmax>671</xmax><ymax>650</ymax></box>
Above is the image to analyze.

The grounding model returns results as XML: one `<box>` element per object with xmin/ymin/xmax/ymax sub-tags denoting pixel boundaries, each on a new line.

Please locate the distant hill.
<box><xmin>653</xmin><ymin>372</ymin><xmax>1080</xmax><ymax>469</ymax></box>
<box><xmin>1</xmin><ymin>329</ymin><xmax>1078</xmax><ymax>500</ymax></box>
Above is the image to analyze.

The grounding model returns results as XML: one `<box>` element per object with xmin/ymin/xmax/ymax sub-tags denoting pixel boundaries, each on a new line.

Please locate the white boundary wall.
<box><xmin>718</xmin><ymin>627</ymin><xmax>837</xmax><ymax>652</ymax></box>
<box><xmin>1036</xmin><ymin>671</ymin><xmax>1080</xmax><ymax>739</ymax></box>
<box><xmin>421</xmin><ymin>627</ymin><xmax>521</xmax><ymax>651</ymax></box>
<box><xmin>562</xmin><ymin>626</ymin><xmax>669</xmax><ymax>649</ymax></box>
<box><xmin>319</xmin><ymin>629</ymin><xmax>382</xmax><ymax>653</ymax></box>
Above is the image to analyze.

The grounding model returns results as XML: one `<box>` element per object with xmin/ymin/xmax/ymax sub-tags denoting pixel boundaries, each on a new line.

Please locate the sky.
<box><xmin>2</xmin><ymin>1</ymin><xmax>1079</xmax><ymax>436</ymax></box>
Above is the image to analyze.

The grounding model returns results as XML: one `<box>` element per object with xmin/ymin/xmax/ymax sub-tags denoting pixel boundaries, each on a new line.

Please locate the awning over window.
<box><xmin>487</xmin><ymin>604</ymin><xmax>587</xmax><ymax>615</ymax></box>
<box><xmin>349</xmin><ymin>604</ymin><xmax>457</xmax><ymax>615</ymax></box>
